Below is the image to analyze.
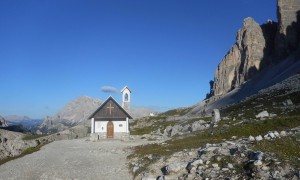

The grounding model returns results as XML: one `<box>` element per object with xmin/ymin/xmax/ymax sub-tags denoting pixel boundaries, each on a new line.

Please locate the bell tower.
<box><xmin>121</xmin><ymin>86</ymin><xmax>131</xmax><ymax>112</ymax></box>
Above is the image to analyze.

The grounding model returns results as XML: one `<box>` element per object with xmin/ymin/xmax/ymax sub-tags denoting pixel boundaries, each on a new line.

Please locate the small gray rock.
<box><xmin>256</xmin><ymin>111</ymin><xmax>269</xmax><ymax>118</ymax></box>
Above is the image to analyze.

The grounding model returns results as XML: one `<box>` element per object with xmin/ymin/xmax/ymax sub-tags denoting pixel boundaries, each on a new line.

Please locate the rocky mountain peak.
<box><xmin>208</xmin><ymin>0</ymin><xmax>300</xmax><ymax>100</ymax></box>
<box><xmin>37</xmin><ymin>96</ymin><xmax>103</xmax><ymax>133</ymax></box>
<box><xmin>211</xmin><ymin>16</ymin><xmax>266</xmax><ymax>97</ymax></box>
<box><xmin>243</xmin><ymin>17</ymin><xmax>259</xmax><ymax>27</ymax></box>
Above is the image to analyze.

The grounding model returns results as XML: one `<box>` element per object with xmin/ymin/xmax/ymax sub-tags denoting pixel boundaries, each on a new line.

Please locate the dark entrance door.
<box><xmin>107</xmin><ymin>121</ymin><xmax>114</xmax><ymax>138</ymax></box>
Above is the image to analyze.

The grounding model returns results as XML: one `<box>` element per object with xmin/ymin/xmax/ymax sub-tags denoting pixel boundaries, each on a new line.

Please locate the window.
<box><xmin>125</xmin><ymin>93</ymin><xmax>128</xmax><ymax>101</ymax></box>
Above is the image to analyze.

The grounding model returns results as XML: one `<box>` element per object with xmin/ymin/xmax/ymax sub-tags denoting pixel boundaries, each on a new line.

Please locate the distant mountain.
<box><xmin>4</xmin><ymin>115</ymin><xmax>31</xmax><ymax>121</ymax></box>
<box><xmin>4</xmin><ymin>115</ymin><xmax>43</xmax><ymax>131</ymax></box>
<box><xmin>37</xmin><ymin>96</ymin><xmax>103</xmax><ymax>133</ymax></box>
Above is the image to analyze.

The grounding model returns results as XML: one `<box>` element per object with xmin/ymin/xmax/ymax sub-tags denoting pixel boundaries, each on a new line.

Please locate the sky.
<box><xmin>0</xmin><ymin>0</ymin><xmax>277</xmax><ymax>119</ymax></box>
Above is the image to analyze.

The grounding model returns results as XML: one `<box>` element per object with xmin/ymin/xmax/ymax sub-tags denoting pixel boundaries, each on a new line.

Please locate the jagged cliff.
<box><xmin>275</xmin><ymin>0</ymin><xmax>300</xmax><ymax>60</ymax></box>
<box><xmin>209</xmin><ymin>0</ymin><xmax>300</xmax><ymax>98</ymax></box>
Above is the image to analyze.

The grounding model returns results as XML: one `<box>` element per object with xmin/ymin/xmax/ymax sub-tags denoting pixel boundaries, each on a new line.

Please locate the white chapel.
<box><xmin>88</xmin><ymin>86</ymin><xmax>132</xmax><ymax>140</ymax></box>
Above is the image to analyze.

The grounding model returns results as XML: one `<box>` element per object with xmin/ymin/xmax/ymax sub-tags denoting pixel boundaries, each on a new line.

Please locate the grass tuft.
<box><xmin>252</xmin><ymin>136</ymin><xmax>300</xmax><ymax>167</ymax></box>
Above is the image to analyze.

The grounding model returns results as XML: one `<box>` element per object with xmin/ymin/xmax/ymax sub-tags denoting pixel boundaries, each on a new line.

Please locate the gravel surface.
<box><xmin>0</xmin><ymin>138</ymin><xmax>146</xmax><ymax>180</ymax></box>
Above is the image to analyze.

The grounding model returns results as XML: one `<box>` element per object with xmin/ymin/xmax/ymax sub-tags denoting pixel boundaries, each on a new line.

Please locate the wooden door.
<box><xmin>107</xmin><ymin>121</ymin><xmax>114</xmax><ymax>138</ymax></box>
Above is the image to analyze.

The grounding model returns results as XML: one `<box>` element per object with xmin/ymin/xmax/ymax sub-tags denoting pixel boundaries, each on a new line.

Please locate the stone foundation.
<box><xmin>90</xmin><ymin>132</ymin><xmax>130</xmax><ymax>141</ymax></box>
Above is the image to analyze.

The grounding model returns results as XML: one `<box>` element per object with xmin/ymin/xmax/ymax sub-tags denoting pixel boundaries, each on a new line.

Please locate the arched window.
<box><xmin>125</xmin><ymin>93</ymin><xmax>128</xmax><ymax>101</ymax></box>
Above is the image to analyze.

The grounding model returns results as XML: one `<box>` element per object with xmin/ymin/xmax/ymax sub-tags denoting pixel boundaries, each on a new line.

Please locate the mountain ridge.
<box><xmin>198</xmin><ymin>0</ymin><xmax>300</xmax><ymax>115</ymax></box>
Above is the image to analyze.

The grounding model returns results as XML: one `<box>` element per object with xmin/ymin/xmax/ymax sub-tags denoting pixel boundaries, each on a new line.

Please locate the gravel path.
<box><xmin>0</xmin><ymin>138</ymin><xmax>146</xmax><ymax>180</ymax></box>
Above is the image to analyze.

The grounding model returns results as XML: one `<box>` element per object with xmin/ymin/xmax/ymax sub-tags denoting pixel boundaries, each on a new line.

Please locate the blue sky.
<box><xmin>0</xmin><ymin>0</ymin><xmax>276</xmax><ymax>118</ymax></box>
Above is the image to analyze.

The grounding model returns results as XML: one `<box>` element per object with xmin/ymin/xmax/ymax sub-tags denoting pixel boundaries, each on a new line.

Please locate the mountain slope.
<box><xmin>37</xmin><ymin>96</ymin><xmax>103</xmax><ymax>133</ymax></box>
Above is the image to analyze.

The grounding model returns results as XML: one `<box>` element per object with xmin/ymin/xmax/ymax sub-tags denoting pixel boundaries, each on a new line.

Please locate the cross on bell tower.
<box><xmin>121</xmin><ymin>86</ymin><xmax>131</xmax><ymax>112</ymax></box>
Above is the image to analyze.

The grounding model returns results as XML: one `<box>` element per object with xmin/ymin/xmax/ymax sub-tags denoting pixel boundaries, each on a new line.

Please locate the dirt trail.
<box><xmin>0</xmin><ymin>138</ymin><xmax>145</xmax><ymax>180</ymax></box>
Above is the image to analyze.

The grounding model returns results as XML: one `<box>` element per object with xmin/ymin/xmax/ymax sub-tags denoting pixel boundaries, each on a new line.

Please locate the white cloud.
<box><xmin>100</xmin><ymin>86</ymin><xmax>119</xmax><ymax>94</ymax></box>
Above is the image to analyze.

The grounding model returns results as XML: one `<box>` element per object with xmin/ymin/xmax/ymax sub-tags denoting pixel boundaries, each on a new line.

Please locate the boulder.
<box><xmin>212</xmin><ymin>109</ymin><xmax>221</xmax><ymax>123</ymax></box>
<box><xmin>282</xmin><ymin>99</ymin><xmax>293</xmax><ymax>106</ymax></box>
<box><xmin>273</xmin><ymin>131</ymin><xmax>280</xmax><ymax>137</ymax></box>
<box><xmin>212</xmin><ymin>163</ymin><xmax>219</xmax><ymax>168</ymax></box>
<box><xmin>248</xmin><ymin>136</ymin><xmax>255</xmax><ymax>141</ymax></box>
<box><xmin>268</xmin><ymin>132</ymin><xmax>276</xmax><ymax>139</ymax></box>
<box><xmin>255</xmin><ymin>135</ymin><xmax>263</xmax><ymax>141</ymax></box>
<box><xmin>141</xmin><ymin>177</ymin><xmax>157</xmax><ymax>180</ymax></box>
<box><xmin>255</xmin><ymin>111</ymin><xmax>269</xmax><ymax>118</ymax></box>
<box><xmin>249</xmin><ymin>151</ymin><xmax>263</xmax><ymax>161</ymax></box>
<box><xmin>191</xmin><ymin>159</ymin><xmax>203</xmax><ymax>167</ymax></box>
<box><xmin>227</xmin><ymin>163</ymin><xmax>234</xmax><ymax>169</ymax></box>
<box><xmin>191</xmin><ymin>121</ymin><xmax>206</xmax><ymax>132</ymax></box>
<box><xmin>254</xmin><ymin>160</ymin><xmax>263</xmax><ymax>166</ymax></box>
<box><xmin>164</xmin><ymin>162</ymin><xmax>187</xmax><ymax>175</ymax></box>
<box><xmin>182</xmin><ymin>124</ymin><xmax>192</xmax><ymax>133</ymax></box>
<box><xmin>164</xmin><ymin>126</ymin><xmax>172</xmax><ymax>137</ymax></box>
<box><xmin>280</xmin><ymin>131</ymin><xmax>287</xmax><ymax>136</ymax></box>
<box><xmin>170</xmin><ymin>125</ymin><xmax>183</xmax><ymax>137</ymax></box>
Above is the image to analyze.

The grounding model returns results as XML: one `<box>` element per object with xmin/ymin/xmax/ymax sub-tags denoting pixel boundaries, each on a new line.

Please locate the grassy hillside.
<box><xmin>128</xmin><ymin>89</ymin><xmax>300</xmax><ymax>178</ymax></box>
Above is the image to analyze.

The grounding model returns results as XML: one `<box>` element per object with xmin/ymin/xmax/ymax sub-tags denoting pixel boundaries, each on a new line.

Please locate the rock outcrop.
<box><xmin>0</xmin><ymin>129</ymin><xmax>38</xmax><ymax>160</ymax></box>
<box><xmin>275</xmin><ymin>0</ymin><xmax>300</xmax><ymax>60</ymax></box>
<box><xmin>0</xmin><ymin>115</ymin><xmax>8</xmax><ymax>127</ymax></box>
<box><xmin>212</xmin><ymin>17</ymin><xmax>269</xmax><ymax>97</ymax></box>
<box><xmin>209</xmin><ymin>0</ymin><xmax>300</xmax><ymax>98</ymax></box>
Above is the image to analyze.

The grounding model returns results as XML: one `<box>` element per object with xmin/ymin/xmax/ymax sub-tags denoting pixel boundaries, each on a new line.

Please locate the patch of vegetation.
<box><xmin>129</xmin><ymin>86</ymin><xmax>300</xmax><ymax>177</ymax></box>
<box><xmin>252</xmin><ymin>136</ymin><xmax>300</xmax><ymax>167</ymax></box>
<box><xmin>222</xmin><ymin>91</ymin><xmax>300</xmax><ymax>119</ymax></box>
<box><xmin>0</xmin><ymin>143</ymin><xmax>48</xmax><ymax>166</ymax></box>
<box><xmin>159</xmin><ymin>107</ymin><xmax>193</xmax><ymax>117</ymax></box>
<box><xmin>129</xmin><ymin>115</ymin><xmax>300</xmax><ymax>174</ymax></box>
<box><xmin>130</xmin><ymin>116</ymin><xmax>175</xmax><ymax>135</ymax></box>
<box><xmin>182</xmin><ymin>117</ymin><xmax>211</xmax><ymax>126</ymax></box>
<box><xmin>22</xmin><ymin>134</ymin><xmax>48</xmax><ymax>140</ymax></box>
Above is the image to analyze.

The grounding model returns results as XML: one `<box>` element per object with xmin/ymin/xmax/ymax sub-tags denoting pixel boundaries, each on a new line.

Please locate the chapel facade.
<box><xmin>88</xmin><ymin>86</ymin><xmax>132</xmax><ymax>140</ymax></box>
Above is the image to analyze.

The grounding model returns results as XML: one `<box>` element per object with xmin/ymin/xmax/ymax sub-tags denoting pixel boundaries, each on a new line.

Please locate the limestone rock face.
<box><xmin>212</xmin><ymin>17</ymin><xmax>267</xmax><ymax>96</ymax></box>
<box><xmin>0</xmin><ymin>115</ymin><xmax>8</xmax><ymax>127</ymax></box>
<box><xmin>275</xmin><ymin>0</ymin><xmax>300</xmax><ymax>60</ymax></box>
<box><xmin>209</xmin><ymin>0</ymin><xmax>300</xmax><ymax>98</ymax></box>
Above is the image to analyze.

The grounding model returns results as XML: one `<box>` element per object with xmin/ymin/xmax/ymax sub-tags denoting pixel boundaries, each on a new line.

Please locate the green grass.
<box><xmin>129</xmin><ymin>87</ymin><xmax>300</xmax><ymax>177</ymax></box>
<box><xmin>159</xmin><ymin>107</ymin><xmax>193</xmax><ymax>117</ymax></box>
<box><xmin>252</xmin><ymin>136</ymin><xmax>300</xmax><ymax>167</ymax></box>
<box><xmin>221</xmin><ymin>91</ymin><xmax>300</xmax><ymax>119</ymax></box>
<box><xmin>129</xmin><ymin>115</ymin><xmax>300</xmax><ymax>175</ymax></box>
<box><xmin>0</xmin><ymin>143</ymin><xmax>48</xmax><ymax>166</ymax></box>
<box><xmin>130</xmin><ymin>116</ymin><xmax>175</xmax><ymax>135</ymax></box>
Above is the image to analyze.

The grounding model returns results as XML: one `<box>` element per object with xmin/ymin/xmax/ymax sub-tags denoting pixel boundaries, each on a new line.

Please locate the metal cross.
<box><xmin>107</xmin><ymin>103</ymin><xmax>114</xmax><ymax>115</ymax></box>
